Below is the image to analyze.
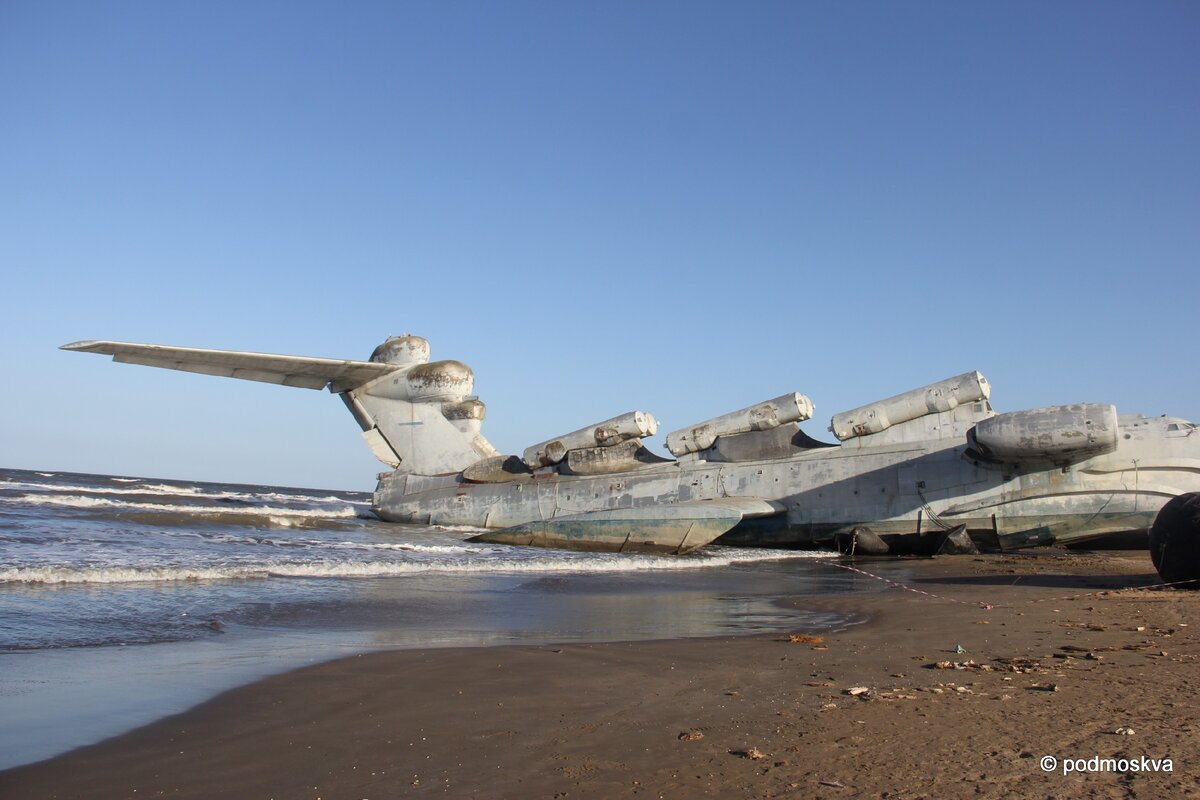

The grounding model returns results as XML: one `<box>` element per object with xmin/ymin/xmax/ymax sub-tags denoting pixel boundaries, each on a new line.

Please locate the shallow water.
<box><xmin>0</xmin><ymin>467</ymin><xmax>873</xmax><ymax>768</ymax></box>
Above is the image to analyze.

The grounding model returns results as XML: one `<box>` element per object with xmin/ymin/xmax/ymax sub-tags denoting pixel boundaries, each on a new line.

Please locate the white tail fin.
<box><xmin>61</xmin><ymin>336</ymin><xmax>498</xmax><ymax>476</ymax></box>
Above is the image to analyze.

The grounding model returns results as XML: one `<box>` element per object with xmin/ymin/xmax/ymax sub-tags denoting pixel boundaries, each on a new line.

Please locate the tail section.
<box><xmin>60</xmin><ymin>335</ymin><xmax>498</xmax><ymax>476</ymax></box>
<box><xmin>344</xmin><ymin>336</ymin><xmax>498</xmax><ymax>474</ymax></box>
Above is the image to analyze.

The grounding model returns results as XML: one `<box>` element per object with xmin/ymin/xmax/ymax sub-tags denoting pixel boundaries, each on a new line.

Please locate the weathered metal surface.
<box><xmin>968</xmin><ymin>403</ymin><xmax>1118</xmax><ymax>465</ymax></box>
<box><xmin>666</xmin><ymin>393</ymin><xmax>814</xmax><ymax>456</ymax></box>
<box><xmin>59</xmin><ymin>340</ymin><xmax>395</xmax><ymax>390</ymax></box>
<box><xmin>830</xmin><ymin>371</ymin><xmax>990</xmax><ymax>441</ymax></box>
<box><xmin>461</xmin><ymin>455</ymin><xmax>532</xmax><ymax>484</ymax></box>
<box><xmin>934</xmin><ymin>524</ymin><xmax>980</xmax><ymax>555</ymax></box>
<box><xmin>362</xmin><ymin>360</ymin><xmax>474</xmax><ymax>402</ymax></box>
<box><xmin>706</xmin><ymin>423</ymin><xmax>837</xmax><ymax>462</ymax></box>
<box><xmin>63</xmin><ymin>336</ymin><xmax>1200</xmax><ymax>567</ymax></box>
<box><xmin>563</xmin><ymin>438</ymin><xmax>664</xmax><ymax>476</ymax></box>
<box><xmin>523</xmin><ymin>411</ymin><xmax>659</xmax><ymax>468</ymax></box>
<box><xmin>467</xmin><ymin>503</ymin><xmax>747</xmax><ymax>554</ymax></box>
<box><xmin>369</xmin><ymin>335</ymin><xmax>431</xmax><ymax>366</ymax></box>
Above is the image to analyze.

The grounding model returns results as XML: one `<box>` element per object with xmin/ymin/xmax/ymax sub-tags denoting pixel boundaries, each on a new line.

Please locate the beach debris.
<box><xmin>929</xmin><ymin>659</ymin><xmax>995</xmax><ymax>672</ymax></box>
<box><xmin>678</xmin><ymin>730</ymin><xmax>705</xmax><ymax>741</ymax></box>
<box><xmin>955</xmin><ymin>644</ymin><xmax>967</xmax><ymax>654</ymax></box>
<box><xmin>819</xmin><ymin>779</ymin><xmax>846</xmax><ymax>788</ymax></box>
<box><xmin>1030</xmin><ymin>683</ymin><xmax>1060</xmax><ymax>692</ymax></box>
<box><xmin>787</xmin><ymin>633</ymin><xmax>825</xmax><ymax>645</ymax></box>
<box><xmin>730</xmin><ymin>747</ymin><xmax>767</xmax><ymax>760</ymax></box>
<box><xmin>935</xmin><ymin>524</ymin><xmax>979</xmax><ymax>555</ymax></box>
<box><xmin>845</xmin><ymin>687</ymin><xmax>873</xmax><ymax>698</ymax></box>
<box><xmin>1115</xmin><ymin>727</ymin><xmax>1136</xmax><ymax>736</ymax></box>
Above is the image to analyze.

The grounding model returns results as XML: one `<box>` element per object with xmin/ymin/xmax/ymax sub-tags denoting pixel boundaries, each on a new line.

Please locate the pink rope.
<box><xmin>824</xmin><ymin>559</ymin><xmax>1200</xmax><ymax>610</ymax></box>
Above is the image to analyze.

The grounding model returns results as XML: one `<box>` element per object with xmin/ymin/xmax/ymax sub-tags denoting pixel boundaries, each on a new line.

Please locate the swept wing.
<box><xmin>60</xmin><ymin>340</ymin><xmax>396</xmax><ymax>391</ymax></box>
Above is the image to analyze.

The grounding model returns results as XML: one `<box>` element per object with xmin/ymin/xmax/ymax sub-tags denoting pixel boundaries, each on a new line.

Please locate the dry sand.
<box><xmin>3</xmin><ymin>551</ymin><xmax>1198</xmax><ymax>799</ymax></box>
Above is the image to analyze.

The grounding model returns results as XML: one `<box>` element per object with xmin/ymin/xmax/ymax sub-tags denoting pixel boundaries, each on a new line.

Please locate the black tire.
<box><xmin>1149</xmin><ymin>492</ymin><xmax>1200</xmax><ymax>586</ymax></box>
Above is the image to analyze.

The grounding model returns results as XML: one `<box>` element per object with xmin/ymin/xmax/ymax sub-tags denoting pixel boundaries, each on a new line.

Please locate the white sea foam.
<box><xmin>12</xmin><ymin>493</ymin><xmax>361</xmax><ymax>520</ymax></box>
<box><xmin>169</xmin><ymin>531</ymin><xmax>490</xmax><ymax>554</ymax></box>
<box><xmin>433</xmin><ymin>524</ymin><xmax>491</xmax><ymax>533</ymax></box>
<box><xmin>3</xmin><ymin>481</ymin><xmax>200</xmax><ymax>497</ymax></box>
<box><xmin>0</xmin><ymin>549</ymin><xmax>831</xmax><ymax>585</ymax></box>
<box><xmin>2</xmin><ymin>481</ymin><xmax>357</xmax><ymax>506</ymax></box>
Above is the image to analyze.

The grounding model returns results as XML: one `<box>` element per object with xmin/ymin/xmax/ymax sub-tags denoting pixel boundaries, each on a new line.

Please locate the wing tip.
<box><xmin>60</xmin><ymin>340</ymin><xmax>105</xmax><ymax>352</ymax></box>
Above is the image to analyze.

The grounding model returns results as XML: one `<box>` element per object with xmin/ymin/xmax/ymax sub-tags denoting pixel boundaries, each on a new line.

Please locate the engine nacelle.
<box><xmin>442</xmin><ymin>397</ymin><xmax>486</xmax><ymax>436</ymax></box>
<box><xmin>523</xmin><ymin>411</ymin><xmax>659</xmax><ymax>468</ymax></box>
<box><xmin>362</xmin><ymin>359</ymin><xmax>475</xmax><ymax>402</ymax></box>
<box><xmin>369</xmin><ymin>335</ymin><xmax>431</xmax><ymax>366</ymax></box>
<box><xmin>666</xmin><ymin>393</ymin><xmax>815</xmax><ymax>457</ymax></box>
<box><xmin>830</xmin><ymin>371</ymin><xmax>990</xmax><ymax>441</ymax></box>
<box><xmin>967</xmin><ymin>403</ymin><xmax>1119</xmax><ymax>465</ymax></box>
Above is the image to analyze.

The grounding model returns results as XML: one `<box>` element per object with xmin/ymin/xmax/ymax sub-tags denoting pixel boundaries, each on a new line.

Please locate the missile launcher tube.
<box><xmin>829</xmin><ymin>371</ymin><xmax>990</xmax><ymax>441</ymax></box>
<box><xmin>523</xmin><ymin>411</ymin><xmax>660</xmax><ymax>468</ymax></box>
<box><xmin>666</xmin><ymin>393</ymin><xmax>815</xmax><ymax>457</ymax></box>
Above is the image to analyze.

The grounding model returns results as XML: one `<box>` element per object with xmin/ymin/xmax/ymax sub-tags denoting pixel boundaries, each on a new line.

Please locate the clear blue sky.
<box><xmin>2</xmin><ymin>1</ymin><xmax>1197</xmax><ymax>490</ymax></box>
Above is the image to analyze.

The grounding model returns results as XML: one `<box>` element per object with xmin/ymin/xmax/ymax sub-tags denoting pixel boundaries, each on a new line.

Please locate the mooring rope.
<box><xmin>822</xmin><ymin>558</ymin><xmax>1200</xmax><ymax>611</ymax></box>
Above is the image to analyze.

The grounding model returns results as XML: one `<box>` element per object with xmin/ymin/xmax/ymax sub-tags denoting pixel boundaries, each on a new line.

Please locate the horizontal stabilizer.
<box><xmin>467</xmin><ymin>499</ymin><xmax>771</xmax><ymax>554</ymax></box>
<box><xmin>60</xmin><ymin>340</ymin><xmax>397</xmax><ymax>391</ymax></box>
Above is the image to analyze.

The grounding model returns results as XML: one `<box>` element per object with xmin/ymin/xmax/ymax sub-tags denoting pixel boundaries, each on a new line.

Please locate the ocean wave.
<box><xmin>11</xmin><ymin>493</ymin><xmax>362</xmax><ymax>520</ymax></box>
<box><xmin>163</xmin><ymin>530</ymin><xmax>493</xmax><ymax>554</ymax></box>
<box><xmin>0</xmin><ymin>549</ymin><xmax>831</xmax><ymax>585</ymax></box>
<box><xmin>2</xmin><ymin>481</ymin><xmax>357</xmax><ymax>507</ymax></box>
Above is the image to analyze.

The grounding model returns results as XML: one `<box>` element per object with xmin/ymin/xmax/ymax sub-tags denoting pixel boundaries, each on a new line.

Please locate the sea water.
<box><xmin>0</xmin><ymin>467</ymin><xmax>869</xmax><ymax>768</ymax></box>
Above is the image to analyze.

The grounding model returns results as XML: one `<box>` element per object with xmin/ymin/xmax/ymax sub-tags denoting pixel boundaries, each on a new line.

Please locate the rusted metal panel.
<box><xmin>830</xmin><ymin>371</ymin><xmax>989</xmax><ymax>441</ymax></box>
<box><xmin>369</xmin><ymin>335</ymin><xmax>431</xmax><ymax>366</ymax></box>
<box><xmin>468</xmin><ymin>503</ymin><xmax>746</xmax><ymax>554</ymax></box>
<box><xmin>522</xmin><ymin>411</ymin><xmax>658</xmax><ymax>468</ymax></box>
<box><xmin>666</xmin><ymin>393</ymin><xmax>814</xmax><ymax>456</ymax></box>
<box><xmin>968</xmin><ymin>403</ymin><xmax>1118</xmax><ymax>464</ymax></box>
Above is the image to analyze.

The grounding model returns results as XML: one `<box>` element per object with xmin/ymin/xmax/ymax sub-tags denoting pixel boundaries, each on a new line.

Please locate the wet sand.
<box><xmin>3</xmin><ymin>551</ymin><xmax>1198</xmax><ymax>799</ymax></box>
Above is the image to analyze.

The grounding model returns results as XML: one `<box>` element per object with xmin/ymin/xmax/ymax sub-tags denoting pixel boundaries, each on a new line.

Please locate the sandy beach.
<box><xmin>3</xmin><ymin>550</ymin><xmax>1197</xmax><ymax>800</ymax></box>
